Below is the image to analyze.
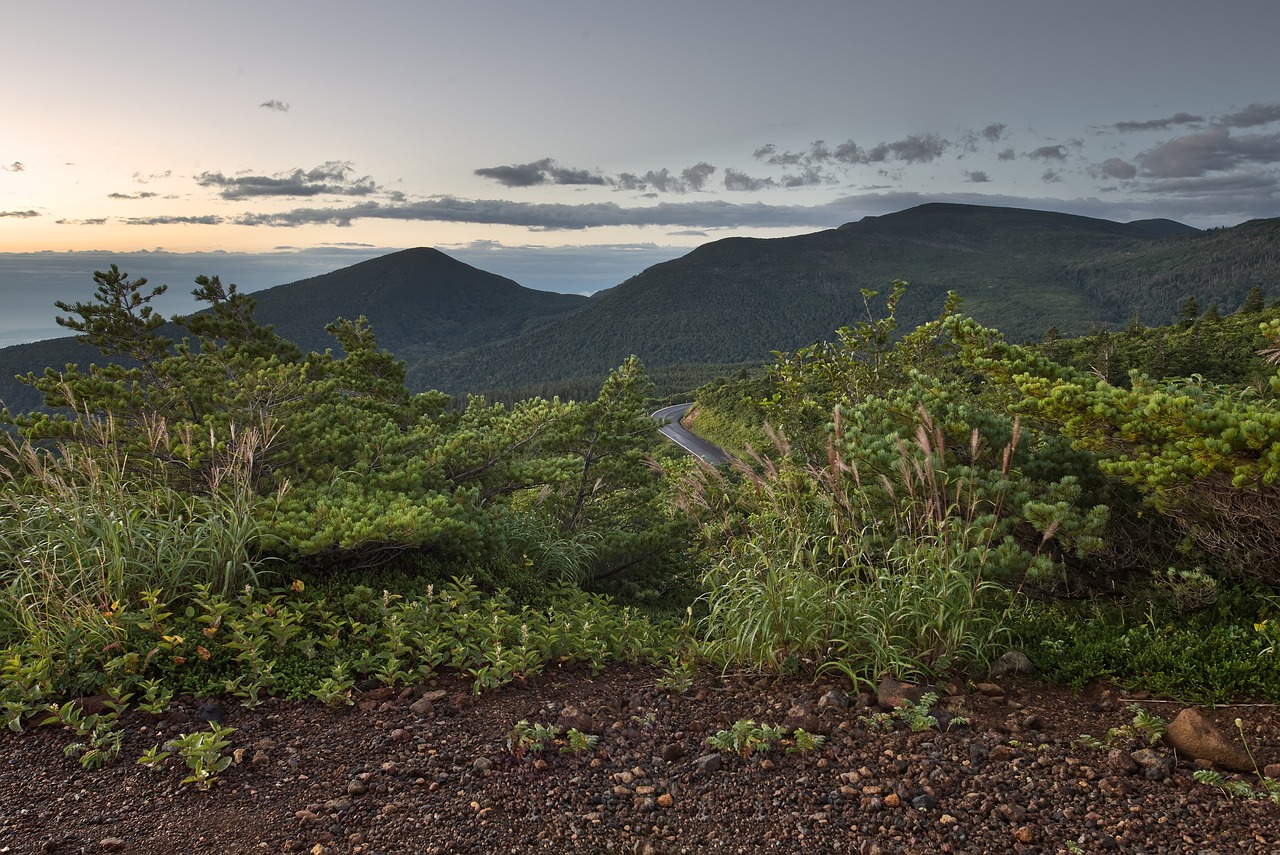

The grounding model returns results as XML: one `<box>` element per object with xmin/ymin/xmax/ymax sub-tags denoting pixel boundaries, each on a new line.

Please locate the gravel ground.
<box><xmin>1</xmin><ymin>665</ymin><xmax>1277</xmax><ymax>854</ymax></box>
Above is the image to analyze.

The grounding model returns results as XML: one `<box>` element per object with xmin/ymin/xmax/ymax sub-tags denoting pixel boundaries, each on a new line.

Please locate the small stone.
<box><xmin>408</xmin><ymin>698</ymin><xmax>435</xmax><ymax>717</ymax></box>
<box><xmin>694</xmin><ymin>753</ymin><xmax>722</xmax><ymax>774</ymax></box>
<box><xmin>1013</xmin><ymin>826</ymin><xmax>1035</xmax><ymax>844</ymax></box>
<box><xmin>939</xmin><ymin>814</ymin><xmax>957</xmax><ymax>825</ymax></box>
<box><xmin>1107</xmin><ymin>747</ymin><xmax>1139</xmax><ymax>776</ymax></box>
<box><xmin>389</xmin><ymin>728</ymin><xmax>411</xmax><ymax>742</ymax></box>
<box><xmin>758</xmin><ymin>758</ymin><xmax>775</xmax><ymax>771</ymax></box>
<box><xmin>1265</xmin><ymin>763</ymin><xmax>1280</xmax><ymax>779</ymax></box>
<box><xmin>883</xmin><ymin>792</ymin><xmax>900</xmax><ymax>808</ymax></box>
<box><xmin>657</xmin><ymin>793</ymin><xmax>674</xmax><ymax>808</ymax></box>
<box><xmin>877</xmin><ymin>675</ymin><xmax>926</xmax><ymax>710</ymax></box>
<box><xmin>911</xmin><ymin>794</ymin><xmax>939</xmax><ymax>810</ymax></box>
<box><xmin>975</xmin><ymin>683</ymin><xmax>1004</xmax><ymax>697</ymax></box>
<box><xmin>658</xmin><ymin>743</ymin><xmax>684</xmax><ymax>763</ymax></box>
<box><xmin>1130</xmin><ymin>748</ymin><xmax>1174</xmax><ymax>781</ymax></box>
<box><xmin>818</xmin><ymin>688</ymin><xmax>850</xmax><ymax>711</ymax></box>
<box><xmin>989</xmin><ymin>744</ymin><xmax>1014</xmax><ymax>763</ymax></box>
<box><xmin>988</xmin><ymin>650</ymin><xmax>1036</xmax><ymax>678</ymax></box>
<box><xmin>472</xmin><ymin>757</ymin><xmax>493</xmax><ymax>772</ymax></box>
<box><xmin>98</xmin><ymin>839</ymin><xmax>126</xmax><ymax>851</ymax></box>
<box><xmin>347</xmin><ymin>779</ymin><xmax>369</xmax><ymax>796</ymax></box>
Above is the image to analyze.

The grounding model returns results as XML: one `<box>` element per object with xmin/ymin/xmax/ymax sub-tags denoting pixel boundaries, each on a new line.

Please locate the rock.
<box><xmin>988</xmin><ymin>650</ymin><xmax>1036</xmax><ymax>678</ymax></box>
<box><xmin>417</xmin><ymin>689</ymin><xmax>448</xmax><ymax>704</ymax></box>
<box><xmin>1265</xmin><ymin>762</ymin><xmax>1280</xmax><ymax>779</ymax></box>
<box><xmin>693</xmin><ymin>753</ymin><xmax>722</xmax><ymax>774</ymax></box>
<box><xmin>1165</xmin><ymin>709</ymin><xmax>1253</xmax><ymax>772</ymax></box>
<box><xmin>389</xmin><ymin>728</ymin><xmax>411</xmax><ymax>742</ymax></box>
<box><xmin>1013</xmin><ymin>826</ymin><xmax>1036</xmax><ymax>844</ymax></box>
<box><xmin>1130</xmin><ymin>748</ymin><xmax>1174</xmax><ymax>781</ymax></box>
<box><xmin>817</xmin><ymin>688</ymin><xmax>850</xmax><ymax>711</ymax></box>
<box><xmin>911</xmin><ymin>794</ymin><xmax>939</xmax><ymax>810</ymax></box>
<box><xmin>1106</xmin><ymin>747</ymin><xmax>1139</xmax><ymax>775</ymax></box>
<box><xmin>883</xmin><ymin>792</ymin><xmax>900</xmax><ymax>808</ymax></box>
<box><xmin>98</xmin><ymin>838</ymin><xmax>126</xmax><ymax>851</ymax></box>
<box><xmin>989</xmin><ymin>744</ymin><xmax>1014</xmax><ymax>763</ymax></box>
<box><xmin>556</xmin><ymin>705</ymin><xmax>598</xmax><ymax>733</ymax></box>
<box><xmin>195</xmin><ymin>702</ymin><xmax>225</xmax><ymax>724</ymax></box>
<box><xmin>974</xmin><ymin>683</ymin><xmax>1004</xmax><ymax>698</ymax></box>
<box><xmin>876</xmin><ymin>675</ymin><xmax>926</xmax><ymax>711</ymax></box>
<box><xmin>657</xmin><ymin>793</ymin><xmax>674</xmax><ymax>808</ymax></box>
<box><xmin>782</xmin><ymin>705</ymin><xmax>822</xmax><ymax>733</ymax></box>
<box><xmin>347</xmin><ymin>778</ymin><xmax>369</xmax><ymax>796</ymax></box>
<box><xmin>658</xmin><ymin>743</ymin><xmax>684</xmax><ymax>763</ymax></box>
<box><xmin>408</xmin><ymin>698</ymin><xmax>435</xmax><ymax>717</ymax></box>
<box><xmin>472</xmin><ymin>757</ymin><xmax>493</xmax><ymax>772</ymax></box>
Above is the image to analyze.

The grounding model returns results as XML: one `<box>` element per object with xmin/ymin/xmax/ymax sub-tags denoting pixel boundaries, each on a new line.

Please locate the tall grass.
<box><xmin>0</xmin><ymin>416</ymin><xmax>279</xmax><ymax>651</ymax></box>
<box><xmin>682</xmin><ymin>409</ymin><xmax>1016</xmax><ymax>685</ymax></box>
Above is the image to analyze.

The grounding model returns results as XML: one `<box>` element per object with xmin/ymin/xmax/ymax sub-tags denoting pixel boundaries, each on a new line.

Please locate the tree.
<box><xmin>1241</xmin><ymin>285</ymin><xmax>1266</xmax><ymax>315</ymax></box>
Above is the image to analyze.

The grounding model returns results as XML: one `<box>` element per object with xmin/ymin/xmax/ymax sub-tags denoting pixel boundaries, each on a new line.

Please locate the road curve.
<box><xmin>651</xmin><ymin>403</ymin><xmax>732</xmax><ymax>465</ymax></box>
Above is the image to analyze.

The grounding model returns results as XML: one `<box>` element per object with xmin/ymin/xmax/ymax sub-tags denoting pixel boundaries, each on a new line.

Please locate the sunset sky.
<box><xmin>4</xmin><ymin>0</ymin><xmax>1279</xmax><ymax>344</ymax></box>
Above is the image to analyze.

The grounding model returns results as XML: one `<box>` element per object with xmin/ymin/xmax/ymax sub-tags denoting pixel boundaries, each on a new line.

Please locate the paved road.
<box><xmin>651</xmin><ymin>403</ymin><xmax>732</xmax><ymax>465</ymax></box>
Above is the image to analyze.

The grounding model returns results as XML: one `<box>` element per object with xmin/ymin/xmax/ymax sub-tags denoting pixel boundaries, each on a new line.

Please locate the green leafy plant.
<box><xmin>63</xmin><ymin>721</ymin><xmax>123</xmax><ymax>770</ymax></box>
<box><xmin>703</xmin><ymin>719</ymin><xmax>786</xmax><ymax>757</ymax></box>
<box><xmin>786</xmin><ymin>728</ymin><xmax>826</xmax><ymax>754</ymax></box>
<box><xmin>139</xmin><ymin>723</ymin><xmax>237</xmax><ymax>790</ymax></box>
<box><xmin>560</xmin><ymin>728</ymin><xmax>600</xmax><ymax>756</ymax></box>
<box><xmin>1078</xmin><ymin>703</ymin><xmax>1167</xmax><ymax>749</ymax></box>
<box><xmin>507</xmin><ymin>720</ymin><xmax>561</xmax><ymax>758</ymax></box>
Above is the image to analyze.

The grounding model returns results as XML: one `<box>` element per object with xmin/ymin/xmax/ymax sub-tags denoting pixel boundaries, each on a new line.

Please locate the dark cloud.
<box><xmin>55</xmin><ymin>217</ymin><xmax>107</xmax><ymax>225</ymax></box>
<box><xmin>1029</xmin><ymin>145</ymin><xmax>1068</xmax><ymax>160</ymax></box>
<box><xmin>196</xmin><ymin>161</ymin><xmax>381</xmax><ymax>199</ymax></box>
<box><xmin>1215</xmin><ymin>102</ymin><xmax>1280</xmax><ymax>129</ymax></box>
<box><xmin>982</xmin><ymin>123</ymin><xmax>1006</xmax><ymax>142</ymax></box>
<box><xmin>667</xmin><ymin>229</ymin><xmax>708</xmax><ymax>236</ymax></box>
<box><xmin>1140</xmin><ymin>172</ymin><xmax>1278</xmax><ymax>196</ymax></box>
<box><xmin>0</xmin><ymin>210</ymin><xmax>39</xmax><ymax>218</ymax></box>
<box><xmin>1090</xmin><ymin>158</ymin><xmax>1138</xmax><ymax>180</ymax></box>
<box><xmin>997</xmin><ymin>148</ymin><xmax>1017</xmax><ymax>162</ymax></box>
<box><xmin>966</xmin><ymin>171</ymin><xmax>990</xmax><ymax>183</ymax></box>
<box><xmin>681</xmin><ymin>162</ymin><xmax>716</xmax><ymax>190</ymax></box>
<box><xmin>1138</xmin><ymin>127</ymin><xmax>1280</xmax><ymax>178</ymax></box>
<box><xmin>260</xmin><ymin>99</ymin><xmax>290</xmax><ymax>112</ymax></box>
<box><xmin>866</xmin><ymin>134</ymin><xmax>949</xmax><ymax>164</ymax></box>
<box><xmin>781</xmin><ymin>167</ymin><xmax>829</xmax><ymax>188</ymax></box>
<box><xmin>2</xmin><ymin>161</ymin><xmax>23</xmax><ymax>172</ymax></box>
<box><xmin>122</xmin><ymin>215</ymin><xmax>225</xmax><ymax>225</ymax></box>
<box><xmin>107</xmin><ymin>191</ymin><xmax>159</xmax><ymax>200</ymax></box>
<box><xmin>1041</xmin><ymin>169</ymin><xmax>1063</xmax><ymax>183</ymax></box>
<box><xmin>1112</xmin><ymin>112</ymin><xmax>1204</xmax><ymax>132</ymax></box>
<box><xmin>723</xmin><ymin>169</ymin><xmax>776</xmax><ymax>191</ymax></box>
<box><xmin>474</xmin><ymin>158</ymin><xmax>605</xmax><ymax>188</ymax></box>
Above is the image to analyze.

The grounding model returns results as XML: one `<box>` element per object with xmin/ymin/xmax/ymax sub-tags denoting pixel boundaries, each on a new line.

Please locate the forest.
<box><xmin>1</xmin><ymin>267</ymin><xmax>1278</xmax><ymax>796</ymax></box>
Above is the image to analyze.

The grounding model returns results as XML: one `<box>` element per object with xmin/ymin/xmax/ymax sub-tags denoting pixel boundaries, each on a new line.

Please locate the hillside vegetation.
<box><xmin>3</xmin><ymin>204</ymin><xmax>1278</xmax><ymax>411</ymax></box>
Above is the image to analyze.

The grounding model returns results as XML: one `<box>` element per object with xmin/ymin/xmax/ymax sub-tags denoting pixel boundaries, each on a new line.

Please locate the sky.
<box><xmin>3</xmin><ymin>0</ymin><xmax>1280</xmax><ymax>345</ymax></box>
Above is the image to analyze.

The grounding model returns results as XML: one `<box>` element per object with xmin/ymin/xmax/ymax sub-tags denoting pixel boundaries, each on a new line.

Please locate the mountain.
<box><xmin>410</xmin><ymin>204</ymin><xmax>1275</xmax><ymax>393</ymax></box>
<box><xmin>0</xmin><ymin>248</ymin><xmax>587</xmax><ymax>413</ymax></box>
<box><xmin>3</xmin><ymin>203</ymin><xmax>1278</xmax><ymax>409</ymax></box>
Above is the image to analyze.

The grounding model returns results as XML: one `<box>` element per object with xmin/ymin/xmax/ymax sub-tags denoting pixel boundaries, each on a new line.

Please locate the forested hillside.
<box><xmin>3</xmin><ymin>203</ymin><xmax>1278</xmax><ymax>409</ymax></box>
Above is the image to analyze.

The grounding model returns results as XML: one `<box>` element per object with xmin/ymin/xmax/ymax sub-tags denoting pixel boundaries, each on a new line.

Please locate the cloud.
<box><xmin>1029</xmin><ymin>145</ymin><xmax>1068</xmax><ymax>161</ymax></box>
<box><xmin>1138</xmin><ymin>127</ymin><xmax>1280</xmax><ymax>178</ymax></box>
<box><xmin>55</xmin><ymin>217</ymin><xmax>107</xmax><ymax>225</ymax></box>
<box><xmin>982</xmin><ymin>123</ymin><xmax>1006</xmax><ymax>142</ymax></box>
<box><xmin>966</xmin><ymin>171</ymin><xmax>991</xmax><ymax>183</ymax></box>
<box><xmin>723</xmin><ymin>169</ymin><xmax>776</xmax><ymax>191</ymax></box>
<box><xmin>681</xmin><ymin>162</ymin><xmax>716</xmax><ymax>190</ymax></box>
<box><xmin>1140</xmin><ymin>172</ymin><xmax>1278</xmax><ymax>197</ymax></box>
<box><xmin>667</xmin><ymin>229</ymin><xmax>708</xmax><ymax>236</ymax></box>
<box><xmin>1091</xmin><ymin>157</ymin><xmax>1138</xmax><ymax>180</ymax></box>
<box><xmin>474</xmin><ymin>158</ymin><xmax>606</xmax><ymax>187</ymax></box>
<box><xmin>260</xmin><ymin>99</ymin><xmax>290</xmax><ymax>112</ymax></box>
<box><xmin>0</xmin><ymin>210</ymin><xmax>39</xmax><ymax>218</ymax></box>
<box><xmin>1216</xmin><ymin>102</ymin><xmax>1280</xmax><ymax>129</ymax></box>
<box><xmin>133</xmin><ymin>170</ymin><xmax>172</xmax><ymax>184</ymax></box>
<box><xmin>1041</xmin><ymin>169</ymin><xmax>1063</xmax><ymax>183</ymax></box>
<box><xmin>1112</xmin><ymin>112</ymin><xmax>1204</xmax><ymax>132</ymax></box>
<box><xmin>196</xmin><ymin>161</ymin><xmax>382</xmax><ymax>199</ymax></box>
<box><xmin>107</xmin><ymin>191</ymin><xmax>159</xmax><ymax>200</ymax></box>
<box><xmin>997</xmin><ymin>148</ymin><xmax>1017</xmax><ymax>162</ymax></box>
<box><xmin>122</xmin><ymin>215</ymin><xmax>225</xmax><ymax>225</ymax></box>
<box><xmin>2</xmin><ymin>161</ymin><xmax>23</xmax><ymax>172</ymax></box>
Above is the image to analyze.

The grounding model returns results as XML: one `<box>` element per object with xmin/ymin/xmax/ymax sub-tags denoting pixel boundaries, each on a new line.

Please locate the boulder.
<box><xmin>1164</xmin><ymin>709</ymin><xmax>1253</xmax><ymax>772</ymax></box>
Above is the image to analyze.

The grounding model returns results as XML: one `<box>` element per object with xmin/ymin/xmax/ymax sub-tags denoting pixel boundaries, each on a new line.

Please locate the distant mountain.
<box><xmin>411</xmin><ymin>204</ymin><xmax>1275</xmax><ymax>393</ymax></box>
<box><xmin>0</xmin><ymin>248</ymin><xmax>587</xmax><ymax>412</ymax></box>
<box><xmin>3</xmin><ymin>204</ymin><xmax>1278</xmax><ymax>409</ymax></box>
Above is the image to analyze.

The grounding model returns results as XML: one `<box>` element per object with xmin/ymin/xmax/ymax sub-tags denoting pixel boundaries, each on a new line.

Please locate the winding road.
<box><xmin>651</xmin><ymin>403</ymin><xmax>732</xmax><ymax>465</ymax></box>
